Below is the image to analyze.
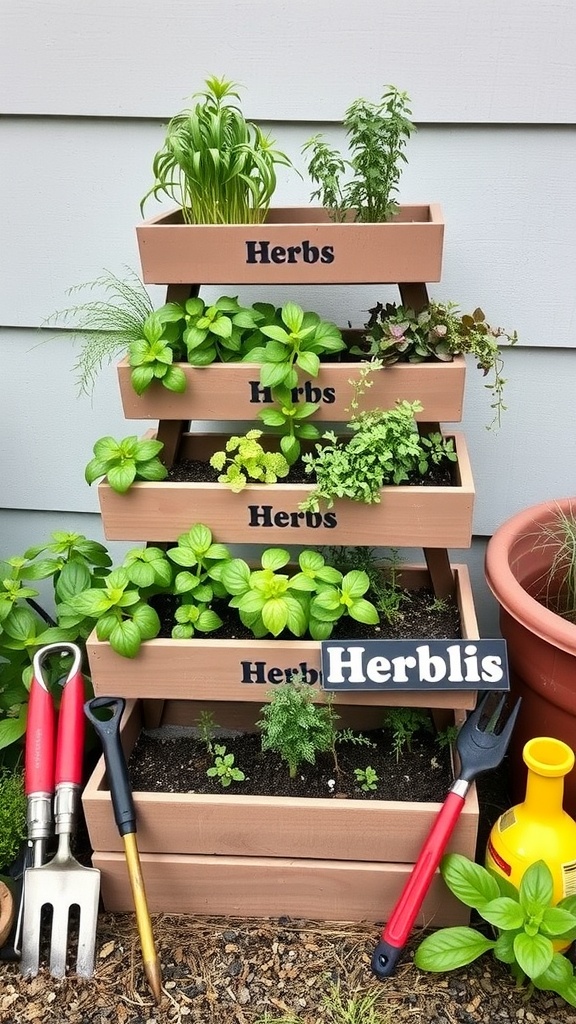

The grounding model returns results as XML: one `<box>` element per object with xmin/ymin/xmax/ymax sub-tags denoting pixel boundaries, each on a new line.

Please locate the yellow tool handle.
<box><xmin>123</xmin><ymin>831</ymin><xmax>162</xmax><ymax>1003</ymax></box>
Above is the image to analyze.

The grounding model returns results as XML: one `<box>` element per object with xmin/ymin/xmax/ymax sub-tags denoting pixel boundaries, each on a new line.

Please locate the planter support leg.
<box><xmin>423</xmin><ymin>548</ymin><xmax>455</xmax><ymax>599</ymax></box>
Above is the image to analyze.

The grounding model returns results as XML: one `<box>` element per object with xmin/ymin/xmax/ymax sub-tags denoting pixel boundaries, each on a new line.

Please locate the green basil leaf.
<box><xmin>131</xmin><ymin>365</ymin><xmax>154</xmax><ymax>395</ymax></box>
<box><xmin>519</xmin><ymin>861</ymin><xmax>554</xmax><ymax>915</ymax></box>
<box><xmin>261</xmin><ymin>597</ymin><xmax>288</xmax><ymax>636</ymax></box>
<box><xmin>258</xmin><ymin>409</ymin><xmax>286</xmax><ymax>427</ymax></box>
<box><xmin>441</xmin><ymin>853</ymin><xmax>500</xmax><ymax>908</ymax></box>
<box><xmin>513</xmin><ymin>932</ymin><xmax>554</xmax><ymax>980</ymax></box>
<box><xmin>221</xmin><ymin>558</ymin><xmax>251</xmax><ymax>595</ymax></box>
<box><xmin>540</xmin><ymin>906</ymin><xmax>576</xmax><ymax>937</ymax></box>
<box><xmin>261</xmin><ymin>548</ymin><xmax>291</xmax><ymax>572</ymax></box>
<box><xmin>414</xmin><ymin>927</ymin><xmax>496</xmax><ymax>972</ymax></box>
<box><xmin>107</xmin><ymin>463</ymin><xmax>137</xmax><ymax>494</ymax></box>
<box><xmin>297</xmin><ymin>351</ymin><xmax>320</xmax><ymax>376</ymax></box>
<box><xmin>348</xmin><ymin>597</ymin><xmax>380</xmax><ymax>625</ymax></box>
<box><xmin>481</xmin><ymin>897</ymin><xmax>525</xmax><ymax>931</ymax></box>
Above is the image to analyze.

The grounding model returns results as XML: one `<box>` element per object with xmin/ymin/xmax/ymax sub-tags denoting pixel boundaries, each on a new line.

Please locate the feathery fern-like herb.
<box><xmin>42</xmin><ymin>269</ymin><xmax>154</xmax><ymax>396</ymax></box>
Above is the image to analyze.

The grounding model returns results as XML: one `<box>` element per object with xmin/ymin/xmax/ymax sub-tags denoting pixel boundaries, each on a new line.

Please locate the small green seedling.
<box><xmin>206</xmin><ymin>744</ymin><xmax>245</xmax><ymax>788</ymax></box>
<box><xmin>354</xmin><ymin>766</ymin><xmax>379</xmax><ymax>792</ymax></box>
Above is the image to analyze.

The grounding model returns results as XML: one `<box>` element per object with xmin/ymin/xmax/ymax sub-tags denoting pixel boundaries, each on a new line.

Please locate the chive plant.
<box><xmin>141</xmin><ymin>76</ymin><xmax>294</xmax><ymax>224</ymax></box>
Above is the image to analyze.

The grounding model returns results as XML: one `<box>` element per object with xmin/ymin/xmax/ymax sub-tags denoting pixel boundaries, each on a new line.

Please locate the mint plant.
<box><xmin>206</xmin><ymin>744</ymin><xmax>245</xmax><ymax>788</ymax></box>
<box><xmin>85</xmin><ymin>435</ymin><xmax>167</xmax><ymax>493</ymax></box>
<box><xmin>303</xmin><ymin>85</ymin><xmax>414</xmax><ymax>222</ymax></box>
<box><xmin>247</xmin><ymin>300</ymin><xmax>345</xmax><ymax>390</ymax></box>
<box><xmin>166</xmin><ymin>524</ymin><xmax>232</xmax><ymax>638</ymax></box>
<box><xmin>0</xmin><ymin>531</ymin><xmax>112</xmax><ymax>763</ymax></box>
<box><xmin>258</xmin><ymin>384</ymin><xmax>321</xmax><ymax>466</ymax></box>
<box><xmin>220</xmin><ymin>549</ymin><xmax>378</xmax><ymax>640</ymax></box>
<box><xmin>128</xmin><ymin>309</ymin><xmax>187</xmax><ymax>396</ymax></box>
<box><xmin>69</xmin><ymin>567</ymin><xmax>161</xmax><ymax>658</ymax></box>
<box><xmin>414</xmin><ymin>856</ymin><xmax>576</xmax><ymax>1007</ymax></box>
<box><xmin>182</xmin><ymin>295</ymin><xmax>263</xmax><ymax>365</ymax></box>
<box><xmin>354</xmin><ymin>766</ymin><xmax>379</xmax><ymax>792</ymax></box>
<box><xmin>258</xmin><ymin>683</ymin><xmax>335</xmax><ymax>779</ymax></box>
<box><xmin>209</xmin><ymin>429</ymin><xmax>290</xmax><ymax>491</ymax></box>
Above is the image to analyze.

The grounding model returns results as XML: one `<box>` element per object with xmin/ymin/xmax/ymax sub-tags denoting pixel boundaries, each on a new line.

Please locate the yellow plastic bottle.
<box><xmin>486</xmin><ymin>737</ymin><xmax>576</xmax><ymax>906</ymax></box>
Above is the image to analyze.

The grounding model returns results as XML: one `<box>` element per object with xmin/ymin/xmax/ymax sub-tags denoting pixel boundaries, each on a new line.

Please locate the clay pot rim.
<box><xmin>485</xmin><ymin>497</ymin><xmax>576</xmax><ymax>654</ymax></box>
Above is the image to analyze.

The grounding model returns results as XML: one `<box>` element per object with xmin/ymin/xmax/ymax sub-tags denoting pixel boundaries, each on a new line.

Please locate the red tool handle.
<box><xmin>25</xmin><ymin>671</ymin><xmax>56</xmax><ymax>796</ymax></box>
<box><xmin>55</xmin><ymin>667</ymin><xmax>86</xmax><ymax>786</ymax></box>
<box><xmin>372</xmin><ymin>789</ymin><xmax>465</xmax><ymax>978</ymax></box>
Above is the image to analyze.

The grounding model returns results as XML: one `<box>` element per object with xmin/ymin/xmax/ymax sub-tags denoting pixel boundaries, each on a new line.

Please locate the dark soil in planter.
<box><xmin>167</xmin><ymin>456</ymin><xmax>454</xmax><ymax>487</ymax></box>
<box><xmin>127</xmin><ymin>725</ymin><xmax>454</xmax><ymax>803</ymax></box>
<box><xmin>152</xmin><ymin>585</ymin><xmax>461</xmax><ymax>642</ymax></box>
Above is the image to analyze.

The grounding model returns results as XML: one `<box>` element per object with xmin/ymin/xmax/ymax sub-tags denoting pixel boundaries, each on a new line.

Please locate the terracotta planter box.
<box><xmin>82</xmin><ymin>697</ymin><xmax>478</xmax><ymax>921</ymax></box>
<box><xmin>117</xmin><ymin>351</ymin><xmax>466</xmax><ymax>425</ymax></box>
<box><xmin>136</xmin><ymin>205</ymin><xmax>444</xmax><ymax>285</ymax></box>
<box><xmin>97</xmin><ymin>432</ymin><xmax>474</xmax><ymax>545</ymax></box>
<box><xmin>86</xmin><ymin>564</ymin><xmax>478</xmax><ymax>710</ymax></box>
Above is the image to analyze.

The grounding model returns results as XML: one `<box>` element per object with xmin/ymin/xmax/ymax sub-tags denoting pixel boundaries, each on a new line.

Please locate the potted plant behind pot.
<box><xmin>137</xmin><ymin>80</ymin><xmax>445</xmax><ymax>285</ymax></box>
<box><xmin>485</xmin><ymin>498</ymin><xmax>576</xmax><ymax>816</ymax></box>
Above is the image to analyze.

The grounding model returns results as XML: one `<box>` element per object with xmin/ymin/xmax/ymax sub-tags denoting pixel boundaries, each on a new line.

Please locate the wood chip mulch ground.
<box><xmin>1</xmin><ymin>912</ymin><xmax>575</xmax><ymax>1024</ymax></box>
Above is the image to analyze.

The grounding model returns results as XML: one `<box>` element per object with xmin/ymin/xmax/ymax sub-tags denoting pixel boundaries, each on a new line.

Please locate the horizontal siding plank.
<box><xmin>2</xmin><ymin>1</ymin><xmax>575</xmax><ymax>122</ymax></box>
<box><xmin>2</xmin><ymin>120</ymin><xmax>575</xmax><ymax>349</ymax></box>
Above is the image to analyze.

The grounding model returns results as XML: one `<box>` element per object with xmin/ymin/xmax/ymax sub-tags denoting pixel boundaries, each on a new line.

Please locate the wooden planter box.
<box><xmin>86</xmin><ymin>564</ymin><xmax>479</xmax><ymax>710</ymax></box>
<box><xmin>97</xmin><ymin>432</ymin><xmax>474</xmax><ymax>545</ymax></box>
<box><xmin>136</xmin><ymin>205</ymin><xmax>444</xmax><ymax>285</ymax></box>
<box><xmin>82</xmin><ymin>696</ymin><xmax>478</xmax><ymax>921</ymax></box>
<box><xmin>117</xmin><ymin>352</ymin><xmax>466</xmax><ymax>425</ymax></box>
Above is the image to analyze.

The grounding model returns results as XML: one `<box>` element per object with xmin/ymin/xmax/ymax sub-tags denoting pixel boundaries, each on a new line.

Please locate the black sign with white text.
<box><xmin>320</xmin><ymin>639</ymin><xmax>509</xmax><ymax>692</ymax></box>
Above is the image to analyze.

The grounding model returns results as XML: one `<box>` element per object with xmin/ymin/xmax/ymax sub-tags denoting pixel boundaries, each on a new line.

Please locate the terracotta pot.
<box><xmin>97</xmin><ymin>431</ymin><xmax>474</xmax><ymax>544</ymax></box>
<box><xmin>87</xmin><ymin>564</ymin><xmax>478</xmax><ymax>708</ymax></box>
<box><xmin>136</xmin><ymin>205</ymin><xmax>444</xmax><ymax>285</ymax></box>
<box><xmin>116</xmin><ymin>349</ymin><xmax>466</xmax><ymax>425</ymax></box>
<box><xmin>82</xmin><ymin>697</ymin><xmax>478</xmax><ymax>921</ymax></box>
<box><xmin>485</xmin><ymin>498</ymin><xmax>576</xmax><ymax>816</ymax></box>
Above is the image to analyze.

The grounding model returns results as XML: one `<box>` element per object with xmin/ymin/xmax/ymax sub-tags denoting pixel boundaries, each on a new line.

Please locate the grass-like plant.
<box><xmin>141</xmin><ymin>76</ymin><xmax>294</xmax><ymax>224</ymax></box>
<box><xmin>253</xmin><ymin>984</ymin><xmax>394</xmax><ymax>1023</ymax></box>
<box><xmin>533</xmin><ymin>503</ymin><xmax>576</xmax><ymax>622</ymax></box>
<box><xmin>302</xmin><ymin>85</ymin><xmax>414</xmax><ymax>222</ymax></box>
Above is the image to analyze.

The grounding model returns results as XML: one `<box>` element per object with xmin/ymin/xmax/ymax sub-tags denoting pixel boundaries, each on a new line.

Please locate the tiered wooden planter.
<box><xmin>83</xmin><ymin>203</ymin><xmax>482</xmax><ymax>923</ymax></box>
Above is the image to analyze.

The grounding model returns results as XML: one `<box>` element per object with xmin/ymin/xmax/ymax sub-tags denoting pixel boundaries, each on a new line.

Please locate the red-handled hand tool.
<box><xmin>371</xmin><ymin>692</ymin><xmax>521</xmax><ymax>979</ymax></box>
<box><xmin>20</xmin><ymin>643</ymin><xmax>101</xmax><ymax>979</ymax></box>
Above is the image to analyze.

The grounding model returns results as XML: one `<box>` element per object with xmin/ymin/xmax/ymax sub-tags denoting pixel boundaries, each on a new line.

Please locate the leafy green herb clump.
<box><xmin>415</xmin><ymin>856</ymin><xmax>576</xmax><ymax>1007</ymax></box>
<box><xmin>85</xmin><ymin>435</ymin><xmax>167</xmax><ymax>494</ymax></box>
<box><xmin>141</xmin><ymin>76</ymin><xmax>294</xmax><ymax>224</ymax></box>
<box><xmin>303</xmin><ymin>85</ymin><xmax>414</xmax><ymax>223</ymax></box>
<box><xmin>209</xmin><ymin>430</ymin><xmax>290</xmax><ymax>492</ymax></box>
<box><xmin>300</xmin><ymin>399</ymin><xmax>457</xmax><ymax>511</ymax></box>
